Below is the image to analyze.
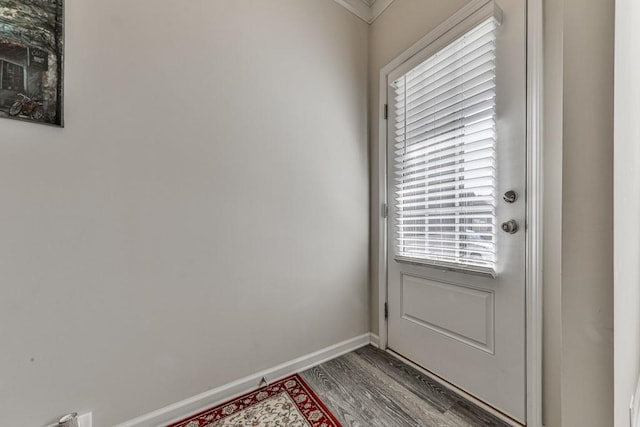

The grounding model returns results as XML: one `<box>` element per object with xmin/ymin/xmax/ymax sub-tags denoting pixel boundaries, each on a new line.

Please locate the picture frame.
<box><xmin>0</xmin><ymin>0</ymin><xmax>64</xmax><ymax>127</ymax></box>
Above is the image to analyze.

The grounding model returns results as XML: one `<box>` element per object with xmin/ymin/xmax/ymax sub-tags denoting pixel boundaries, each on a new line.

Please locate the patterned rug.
<box><xmin>167</xmin><ymin>374</ymin><xmax>342</xmax><ymax>427</ymax></box>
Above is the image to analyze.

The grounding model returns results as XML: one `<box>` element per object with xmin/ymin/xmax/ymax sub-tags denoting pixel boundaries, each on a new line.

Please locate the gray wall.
<box><xmin>614</xmin><ymin>0</ymin><xmax>640</xmax><ymax>426</ymax></box>
<box><xmin>561</xmin><ymin>0</ymin><xmax>614</xmax><ymax>425</ymax></box>
<box><xmin>0</xmin><ymin>1</ymin><xmax>369</xmax><ymax>426</ymax></box>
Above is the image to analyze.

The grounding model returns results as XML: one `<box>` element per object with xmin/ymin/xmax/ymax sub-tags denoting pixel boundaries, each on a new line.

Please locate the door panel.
<box><xmin>386</xmin><ymin>0</ymin><xmax>526</xmax><ymax>422</ymax></box>
<box><xmin>401</xmin><ymin>274</ymin><xmax>495</xmax><ymax>352</ymax></box>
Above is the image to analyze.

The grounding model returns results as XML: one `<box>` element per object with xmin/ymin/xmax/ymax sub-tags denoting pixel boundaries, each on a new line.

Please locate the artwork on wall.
<box><xmin>0</xmin><ymin>0</ymin><xmax>64</xmax><ymax>126</ymax></box>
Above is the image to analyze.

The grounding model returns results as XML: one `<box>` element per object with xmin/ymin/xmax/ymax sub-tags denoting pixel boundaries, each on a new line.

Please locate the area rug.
<box><xmin>167</xmin><ymin>374</ymin><xmax>342</xmax><ymax>427</ymax></box>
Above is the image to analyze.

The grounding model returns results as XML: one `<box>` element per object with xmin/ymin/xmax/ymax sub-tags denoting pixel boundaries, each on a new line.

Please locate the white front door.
<box><xmin>385</xmin><ymin>0</ymin><xmax>526</xmax><ymax>422</ymax></box>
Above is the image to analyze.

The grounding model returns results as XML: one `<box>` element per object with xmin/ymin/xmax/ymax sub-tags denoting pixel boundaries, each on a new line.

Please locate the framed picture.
<box><xmin>0</xmin><ymin>0</ymin><xmax>64</xmax><ymax>126</ymax></box>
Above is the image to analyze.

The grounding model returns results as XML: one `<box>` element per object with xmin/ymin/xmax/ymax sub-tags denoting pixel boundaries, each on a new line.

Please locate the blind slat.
<box><xmin>397</xmin><ymin>20</ymin><xmax>497</xmax><ymax>89</ymax></box>
<box><xmin>398</xmin><ymin>57</ymin><xmax>496</xmax><ymax>114</ymax></box>
<box><xmin>396</xmin><ymin>186</ymin><xmax>495</xmax><ymax>201</ymax></box>
<box><xmin>396</xmin><ymin>81</ymin><xmax>496</xmax><ymax>127</ymax></box>
<box><xmin>397</xmin><ymin>52</ymin><xmax>496</xmax><ymax>111</ymax></box>
<box><xmin>396</xmin><ymin>106</ymin><xmax>495</xmax><ymax>149</ymax></box>
<box><xmin>395</xmin><ymin>147</ymin><xmax>495</xmax><ymax>179</ymax></box>
<box><xmin>396</xmin><ymin>70</ymin><xmax>495</xmax><ymax>119</ymax></box>
<box><xmin>396</xmin><ymin>164</ymin><xmax>495</xmax><ymax>187</ymax></box>
<box><xmin>395</xmin><ymin>115</ymin><xmax>495</xmax><ymax>149</ymax></box>
<box><xmin>400</xmin><ymin>98</ymin><xmax>495</xmax><ymax>141</ymax></box>
<box><xmin>395</xmin><ymin>175</ymin><xmax>495</xmax><ymax>196</ymax></box>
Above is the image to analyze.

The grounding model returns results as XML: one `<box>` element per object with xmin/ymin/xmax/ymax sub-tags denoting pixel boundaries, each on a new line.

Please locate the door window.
<box><xmin>392</xmin><ymin>17</ymin><xmax>499</xmax><ymax>274</ymax></box>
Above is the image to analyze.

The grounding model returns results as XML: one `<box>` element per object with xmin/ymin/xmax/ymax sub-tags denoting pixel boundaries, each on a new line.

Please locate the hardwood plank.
<box><xmin>446</xmin><ymin>399</ymin><xmax>512</xmax><ymax>427</ymax></box>
<box><xmin>301</xmin><ymin>364</ymin><xmax>374</xmax><ymax>427</ymax></box>
<box><xmin>356</xmin><ymin>346</ymin><xmax>512</xmax><ymax>426</ymax></box>
<box><xmin>341</xmin><ymin>352</ymin><xmax>469</xmax><ymax>427</ymax></box>
<box><xmin>301</xmin><ymin>346</ymin><xmax>516</xmax><ymax>427</ymax></box>
<box><xmin>354</xmin><ymin>345</ymin><xmax>458</xmax><ymax>413</ymax></box>
<box><xmin>305</xmin><ymin>356</ymin><xmax>426</xmax><ymax>426</ymax></box>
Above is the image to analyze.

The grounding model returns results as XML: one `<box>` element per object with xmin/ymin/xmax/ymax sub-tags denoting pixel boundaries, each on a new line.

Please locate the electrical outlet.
<box><xmin>77</xmin><ymin>413</ymin><xmax>92</xmax><ymax>427</ymax></box>
<box><xmin>44</xmin><ymin>413</ymin><xmax>91</xmax><ymax>427</ymax></box>
<box><xmin>631</xmin><ymin>374</ymin><xmax>640</xmax><ymax>427</ymax></box>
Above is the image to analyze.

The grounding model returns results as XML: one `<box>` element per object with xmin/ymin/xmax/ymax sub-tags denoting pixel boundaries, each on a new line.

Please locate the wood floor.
<box><xmin>300</xmin><ymin>345</ymin><xmax>513</xmax><ymax>427</ymax></box>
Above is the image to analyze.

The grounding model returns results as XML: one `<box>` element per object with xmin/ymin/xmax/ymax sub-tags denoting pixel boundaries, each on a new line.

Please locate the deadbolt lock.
<box><xmin>501</xmin><ymin>219</ymin><xmax>519</xmax><ymax>234</ymax></box>
<box><xmin>503</xmin><ymin>190</ymin><xmax>518</xmax><ymax>203</ymax></box>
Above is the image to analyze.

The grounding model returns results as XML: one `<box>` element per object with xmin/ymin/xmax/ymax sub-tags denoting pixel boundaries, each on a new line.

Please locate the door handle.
<box><xmin>501</xmin><ymin>219</ymin><xmax>519</xmax><ymax>234</ymax></box>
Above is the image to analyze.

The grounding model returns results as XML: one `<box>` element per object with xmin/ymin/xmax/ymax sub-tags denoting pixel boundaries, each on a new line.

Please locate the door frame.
<box><xmin>375</xmin><ymin>0</ymin><xmax>543</xmax><ymax>425</ymax></box>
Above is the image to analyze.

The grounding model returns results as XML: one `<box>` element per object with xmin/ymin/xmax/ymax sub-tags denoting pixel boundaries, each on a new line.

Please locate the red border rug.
<box><xmin>167</xmin><ymin>374</ymin><xmax>342</xmax><ymax>427</ymax></box>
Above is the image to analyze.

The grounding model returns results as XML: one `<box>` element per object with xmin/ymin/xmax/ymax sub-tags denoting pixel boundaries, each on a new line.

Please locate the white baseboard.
<box><xmin>116</xmin><ymin>333</ymin><xmax>373</xmax><ymax>427</ymax></box>
<box><xmin>370</xmin><ymin>333</ymin><xmax>380</xmax><ymax>348</ymax></box>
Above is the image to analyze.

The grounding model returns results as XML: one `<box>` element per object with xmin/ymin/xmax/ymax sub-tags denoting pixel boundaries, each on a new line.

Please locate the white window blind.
<box><xmin>392</xmin><ymin>17</ymin><xmax>500</xmax><ymax>274</ymax></box>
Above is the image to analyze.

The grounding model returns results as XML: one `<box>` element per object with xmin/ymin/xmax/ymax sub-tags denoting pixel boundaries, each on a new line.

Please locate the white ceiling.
<box><xmin>333</xmin><ymin>0</ymin><xmax>395</xmax><ymax>24</ymax></box>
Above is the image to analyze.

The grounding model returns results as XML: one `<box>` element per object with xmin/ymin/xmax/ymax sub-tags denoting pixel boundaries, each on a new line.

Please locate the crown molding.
<box><xmin>333</xmin><ymin>0</ymin><xmax>396</xmax><ymax>24</ymax></box>
<box><xmin>369</xmin><ymin>0</ymin><xmax>395</xmax><ymax>22</ymax></box>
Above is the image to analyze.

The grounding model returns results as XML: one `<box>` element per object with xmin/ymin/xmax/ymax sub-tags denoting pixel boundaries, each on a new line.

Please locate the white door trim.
<box><xmin>375</xmin><ymin>0</ymin><xmax>543</xmax><ymax>425</ymax></box>
<box><xmin>524</xmin><ymin>0</ymin><xmax>543</xmax><ymax>425</ymax></box>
